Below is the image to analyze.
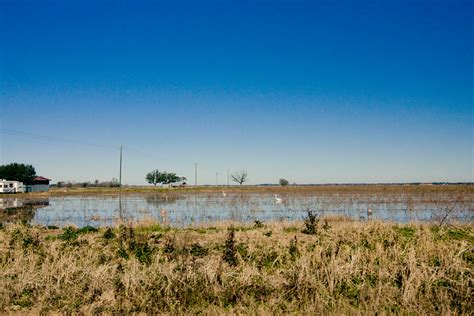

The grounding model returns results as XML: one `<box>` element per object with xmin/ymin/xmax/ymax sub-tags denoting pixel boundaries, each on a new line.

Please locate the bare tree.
<box><xmin>231</xmin><ymin>170</ymin><xmax>248</xmax><ymax>185</ymax></box>
<box><xmin>438</xmin><ymin>192</ymin><xmax>466</xmax><ymax>227</ymax></box>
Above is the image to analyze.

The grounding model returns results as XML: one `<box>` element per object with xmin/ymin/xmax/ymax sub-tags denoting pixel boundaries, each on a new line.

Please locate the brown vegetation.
<box><xmin>0</xmin><ymin>217</ymin><xmax>472</xmax><ymax>314</ymax></box>
<box><xmin>6</xmin><ymin>183</ymin><xmax>473</xmax><ymax>199</ymax></box>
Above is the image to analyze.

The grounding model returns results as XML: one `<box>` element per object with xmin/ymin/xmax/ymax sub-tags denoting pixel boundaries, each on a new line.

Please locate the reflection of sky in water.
<box><xmin>22</xmin><ymin>193</ymin><xmax>474</xmax><ymax>228</ymax></box>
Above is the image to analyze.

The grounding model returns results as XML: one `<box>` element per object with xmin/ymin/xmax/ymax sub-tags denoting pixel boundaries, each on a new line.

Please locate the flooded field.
<box><xmin>1</xmin><ymin>187</ymin><xmax>473</xmax><ymax>227</ymax></box>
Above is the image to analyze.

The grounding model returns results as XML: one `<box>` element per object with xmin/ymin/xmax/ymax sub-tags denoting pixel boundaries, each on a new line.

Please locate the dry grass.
<box><xmin>7</xmin><ymin>183</ymin><xmax>473</xmax><ymax>198</ymax></box>
<box><xmin>0</xmin><ymin>218</ymin><xmax>472</xmax><ymax>314</ymax></box>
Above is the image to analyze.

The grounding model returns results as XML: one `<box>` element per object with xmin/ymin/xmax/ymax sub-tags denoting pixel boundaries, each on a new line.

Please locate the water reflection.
<box><xmin>145</xmin><ymin>194</ymin><xmax>185</xmax><ymax>208</ymax></box>
<box><xmin>0</xmin><ymin>198</ymin><xmax>50</xmax><ymax>225</ymax></box>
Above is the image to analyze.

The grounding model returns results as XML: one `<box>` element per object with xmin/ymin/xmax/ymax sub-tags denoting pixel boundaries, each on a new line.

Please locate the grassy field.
<box><xmin>0</xmin><ymin>217</ymin><xmax>472</xmax><ymax>314</ymax></box>
<box><xmin>5</xmin><ymin>183</ymin><xmax>473</xmax><ymax>198</ymax></box>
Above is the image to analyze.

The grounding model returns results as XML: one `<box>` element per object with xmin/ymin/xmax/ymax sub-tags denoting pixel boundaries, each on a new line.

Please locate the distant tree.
<box><xmin>146</xmin><ymin>170</ymin><xmax>163</xmax><ymax>186</ymax></box>
<box><xmin>0</xmin><ymin>163</ymin><xmax>36</xmax><ymax>183</ymax></box>
<box><xmin>146</xmin><ymin>170</ymin><xmax>186</xmax><ymax>185</ymax></box>
<box><xmin>163</xmin><ymin>172</ymin><xmax>186</xmax><ymax>184</ymax></box>
<box><xmin>279</xmin><ymin>178</ymin><xmax>289</xmax><ymax>186</ymax></box>
<box><xmin>231</xmin><ymin>170</ymin><xmax>248</xmax><ymax>185</ymax></box>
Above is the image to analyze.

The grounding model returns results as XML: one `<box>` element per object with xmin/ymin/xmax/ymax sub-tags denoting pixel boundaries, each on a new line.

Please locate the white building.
<box><xmin>0</xmin><ymin>180</ymin><xmax>25</xmax><ymax>193</ymax></box>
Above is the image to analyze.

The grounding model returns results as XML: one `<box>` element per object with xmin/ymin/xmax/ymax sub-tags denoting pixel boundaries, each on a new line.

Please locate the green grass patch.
<box><xmin>136</xmin><ymin>224</ymin><xmax>170</xmax><ymax>234</ymax></box>
<box><xmin>445</xmin><ymin>228</ymin><xmax>474</xmax><ymax>243</ymax></box>
<box><xmin>190</xmin><ymin>243</ymin><xmax>209</xmax><ymax>257</ymax></box>
<box><xmin>394</xmin><ymin>226</ymin><xmax>416</xmax><ymax>239</ymax></box>
<box><xmin>13</xmin><ymin>288</ymin><xmax>34</xmax><ymax>308</ymax></box>
<box><xmin>431</xmin><ymin>226</ymin><xmax>474</xmax><ymax>243</ymax></box>
<box><xmin>283</xmin><ymin>226</ymin><xmax>299</xmax><ymax>233</ymax></box>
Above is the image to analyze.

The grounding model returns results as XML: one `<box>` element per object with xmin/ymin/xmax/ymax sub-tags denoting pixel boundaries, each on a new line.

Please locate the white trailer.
<box><xmin>0</xmin><ymin>180</ymin><xmax>25</xmax><ymax>193</ymax></box>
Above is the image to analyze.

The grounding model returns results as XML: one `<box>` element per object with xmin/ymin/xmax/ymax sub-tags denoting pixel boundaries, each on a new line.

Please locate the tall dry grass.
<box><xmin>0</xmin><ymin>218</ymin><xmax>472</xmax><ymax>314</ymax></box>
<box><xmin>11</xmin><ymin>183</ymin><xmax>473</xmax><ymax>198</ymax></box>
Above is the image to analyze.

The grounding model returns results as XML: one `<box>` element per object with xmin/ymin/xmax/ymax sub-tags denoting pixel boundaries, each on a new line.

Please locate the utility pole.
<box><xmin>216</xmin><ymin>172</ymin><xmax>219</xmax><ymax>186</ymax></box>
<box><xmin>227</xmin><ymin>169</ymin><xmax>230</xmax><ymax>186</ymax></box>
<box><xmin>119</xmin><ymin>145</ymin><xmax>123</xmax><ymax>187</ymax></box>
<box><xmin>194</xmin><ymin>163</ymin><xmax>198</xmax><ymax>186</ymax></box>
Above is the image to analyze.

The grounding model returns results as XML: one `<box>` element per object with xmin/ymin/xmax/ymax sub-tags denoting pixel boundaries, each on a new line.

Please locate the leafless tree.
<box><xmin>438</xmin><ymin>192</ymin><xmax>466</xmax><ymax>227</ymax></box>
<box><xmin>231</xmin><ymin>170</ymin><xmax>248</xmax><ymax>185</ymax></box>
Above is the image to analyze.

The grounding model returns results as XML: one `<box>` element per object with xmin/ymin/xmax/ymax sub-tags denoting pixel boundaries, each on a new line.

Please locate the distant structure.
<box><xmin>170</xmin><ymin>180</ymin><xmax>186</xmax><ymax>188</ymax></box>
<box><xmin>161</xmin><ymin>180</ymin><xmax>187</xmax><ymax>188</ymax></box>
<box><xmin>0</xmin><ymin>179</ymin><xmax>24</xmax><ymax>193</ymax></box>
<box><xmin>25</xmin><ymin>176</ymin><xmax>51</xmax><ymax>192</ymax></box>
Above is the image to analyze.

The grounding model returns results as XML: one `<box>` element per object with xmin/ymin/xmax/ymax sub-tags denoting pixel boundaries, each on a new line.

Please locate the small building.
<box><xmin>0</xmin><ymin>179</ymin><xmax>25</xmax><ymax>193</ymax></box>
<box><xmin>160</xmin><ymin>181</ymin><xmax>187</xmax><ymax>188</ymax></box>
<box><xmin>25</xmin><ymin>176</ymin><xmax>51</xmax><ymax>192</ymax></box>
<box><xmin>170</xmin><ymin>180</ymin><xmax>187</xmax><ymax>188</ymax></box>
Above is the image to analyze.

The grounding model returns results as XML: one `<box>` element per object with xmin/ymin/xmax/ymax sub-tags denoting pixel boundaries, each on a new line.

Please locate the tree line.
<box><xmin>1</xmin><ymin>162</ymin><xmax>290</xmax><ymax>187</ymax></box>
<box><xmin>0</xmin><ymin>163</ymin><xmax>36</xmax><ymax>183</ymax></box>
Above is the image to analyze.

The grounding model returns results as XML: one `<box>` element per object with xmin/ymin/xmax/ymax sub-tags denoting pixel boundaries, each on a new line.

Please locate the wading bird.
<box><xmin>274</xmin><ymin>194</ymin><xmax>283</xmax><ymax>204</ymax></box>
<box><xmin>160</xmin><ymin>209</ymin><xmax>169</xmax><ymax>225</ymax></box>
<box><xmin>222</xmin><ymin>191</ymin><xmax>227</xmax><ymax>197</ymax></box>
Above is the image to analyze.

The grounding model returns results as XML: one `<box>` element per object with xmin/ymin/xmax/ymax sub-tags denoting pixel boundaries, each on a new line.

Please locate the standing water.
<box><xmin>1</xmin><ymin>191</ymin><xmax>472</xmax><ymax>227</ymax></box>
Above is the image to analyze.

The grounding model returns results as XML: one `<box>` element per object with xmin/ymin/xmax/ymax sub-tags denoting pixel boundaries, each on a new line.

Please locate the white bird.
<box><xmin>160</xmin><ymin>209</ymin><xmax>169</xmax><ymax>225</ymax></box>
<box><xmin>367</xmin><ymin>208</ymin><xmax>373</xmax><ymax>221</ymax></box>
<box><xmin>274</xmin><ymin>194</ymin><xmax>283</xmax><ymax>204</ymax></box>
<box><xmin>222</xmin><ymin>191</ymin><xmax>227</xmax><ymax>197</ymax></box>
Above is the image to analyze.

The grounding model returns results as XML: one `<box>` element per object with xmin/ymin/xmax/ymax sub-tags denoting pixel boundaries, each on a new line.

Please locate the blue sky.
<box><xmin>0</xmin><ymin>0</ymin><xmax>472</xmax><ymax>184</ymax></box>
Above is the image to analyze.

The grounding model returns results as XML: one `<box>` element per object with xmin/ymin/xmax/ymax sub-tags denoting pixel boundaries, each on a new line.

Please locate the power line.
<box><xmin>0</xmin><ymin>128</ymin><xmax>118</xmax><ymax>150</ymax></box>
<box><xmin>0</xmin><ymin>128</ymin><xmax>213</xmax><ymax>185</ymax></box>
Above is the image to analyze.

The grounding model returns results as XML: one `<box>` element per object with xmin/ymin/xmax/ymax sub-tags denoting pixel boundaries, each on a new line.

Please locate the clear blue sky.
<box><xmin>0</xmin><ymin>0</ymin><xmax>472</xmax><ymax>184</ymax></box>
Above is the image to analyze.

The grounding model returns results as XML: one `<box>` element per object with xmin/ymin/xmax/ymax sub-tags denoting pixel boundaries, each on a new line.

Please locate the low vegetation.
<box><xmin>7</xmin><ymin>183</ymin><xmax>471</xmax><ymax>199</ymax></box>
<box><xmin>0</xmin><ymin>217</ymin><xmax>472</xmax><ymax>314</ymax></box>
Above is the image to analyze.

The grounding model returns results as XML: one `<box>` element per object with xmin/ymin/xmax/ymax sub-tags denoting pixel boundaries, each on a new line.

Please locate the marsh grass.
<box><xmin>8</xmin><ymin>183</ymin><xmax>472</xmax><ymax>199</ymax></box>
<box><xmin>0</xmin><ymin>218</ymin><xmax>472</xmax><ymax>314</ymax></box>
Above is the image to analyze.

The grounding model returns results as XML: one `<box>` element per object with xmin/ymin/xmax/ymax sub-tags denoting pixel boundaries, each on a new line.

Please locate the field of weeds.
<box><xmin>8</xmin><ymin>183</ymin><xmax>473</xmax><ymax>198</ymax></box>
<box><xmin>0</xmin><ymin>216</ymin><xmax>473</xmax><ymax>314</ymax></box>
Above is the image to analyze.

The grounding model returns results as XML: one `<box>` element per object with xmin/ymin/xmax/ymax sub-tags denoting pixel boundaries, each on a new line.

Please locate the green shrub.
<box><xmin>302</xmin><ymin>211</ymin><xmax>319</xmax><ymax>235</ymax></box>
<box><xmin>289</xmin><ymin>236</ymin><xmax>299</xmax><ymax>260</ymax></box>
<box><xmin>190</xmin><ymin>243</ymin><xmax>209</xmax><ymax>257</ymax></box>
<box><xmin>134</xmin><ymin>242</ymin><xmax>153</xmax><ymax>265</ymax></box>
<box><xmin>102</xmin><ymin>228</ymin><xmax>115</xmax><ymax>240</ymax></box>
<box><xmin>78</xmin><ymin>226</ymin><xmax>98</xmax><ymax>234</ymax></box>
<box><xmin>58</xmin><ymin>227</ymin><xmax>79</xmax><ymax>241</ymax></box>
<box><xmin>263</xmin><ymin>230</ymin><xmax>272</xmax><ymax>237</ymax></box>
